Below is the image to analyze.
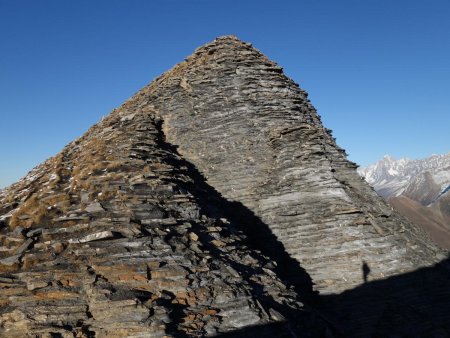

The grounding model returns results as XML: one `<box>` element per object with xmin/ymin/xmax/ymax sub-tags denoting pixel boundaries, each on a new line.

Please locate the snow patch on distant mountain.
<box><xmin>358</xmin><ymin>152</ymin><xmax>450</xmax><ymax>205</ymax></box>
<box><xmin>360</xmin><ymin>152</ymin><xmax>450</xmax><ymax>249</ymax></box>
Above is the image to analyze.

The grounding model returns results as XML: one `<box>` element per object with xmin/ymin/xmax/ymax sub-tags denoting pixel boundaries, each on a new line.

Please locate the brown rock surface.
<box><xmin>0</xmin><ymin>36</ymin><xmax>449</xmax><ymax>337</ymax></box>
<box><xmin>390</xmin><ymin>195</ymin><xmax>450</xmax><ymax>249</ymax></box>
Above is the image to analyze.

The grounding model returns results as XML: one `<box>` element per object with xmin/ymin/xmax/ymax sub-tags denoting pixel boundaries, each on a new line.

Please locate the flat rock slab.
<box><xmin>70</xmin><ymin>231</ymin><xmax>115</xmax><ymax>243</ymax></box>
<box><xmin>85</xmin><ymin>202</ymin><xmax>105</xmax><ymax>213</ymax></box>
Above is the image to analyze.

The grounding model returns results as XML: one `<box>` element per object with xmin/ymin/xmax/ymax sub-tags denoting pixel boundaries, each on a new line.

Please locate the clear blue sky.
<box><xmin>1</xmin><ymin>0</ymin><xmax>449</xmax><ymax>188</ymax></box>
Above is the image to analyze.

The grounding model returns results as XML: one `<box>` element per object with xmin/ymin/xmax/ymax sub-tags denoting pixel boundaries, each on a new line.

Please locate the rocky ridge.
<box><xmin>0</xmin><ymin>36</ymin><xmax>449</xmax><ymax>337</ymax></box>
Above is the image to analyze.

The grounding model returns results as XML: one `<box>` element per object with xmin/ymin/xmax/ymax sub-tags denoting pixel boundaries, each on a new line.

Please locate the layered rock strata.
<box><xmin>131</xmin><ymin>36</ymin><xmax>444</xmax><ymax>293</ymax></box>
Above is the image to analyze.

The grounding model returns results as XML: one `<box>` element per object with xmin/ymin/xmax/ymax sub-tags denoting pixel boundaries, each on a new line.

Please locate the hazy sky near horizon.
<box><xmin>1</xmin><ymin>0</ymin><xmax>449</xmax><ymax>188</ymax></box>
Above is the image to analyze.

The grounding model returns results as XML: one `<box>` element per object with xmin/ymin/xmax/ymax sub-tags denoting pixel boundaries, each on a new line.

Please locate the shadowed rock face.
<box><xmin>0</xmin><ymin>36</ymin><xmax>449</xmax><ymax>337</ymax></box>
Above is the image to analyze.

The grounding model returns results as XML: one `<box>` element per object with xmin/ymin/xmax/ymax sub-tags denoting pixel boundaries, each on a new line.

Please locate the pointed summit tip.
<box><xmin>215</xmin><ymin>34</ymin><xmax>241</xmax><ymax>41</ymax></box>
<box><xmin>213</xmin><ymin>35</ymin><xmax>249</xmax><ymax>45</ymax></box>
<box><xmin>189</xmin><ymin>35</ymin><xmax>256</xmax><ymax>59</ymax></box>
<box><xmin>213</xmin><ymin>34</ymin><xmax>246</xmax><ymax>43</ymax></box>
<box><xmin>214</xmin><ymin>35</ymin><xmax>257</xmax><ymax>49</ymax></box>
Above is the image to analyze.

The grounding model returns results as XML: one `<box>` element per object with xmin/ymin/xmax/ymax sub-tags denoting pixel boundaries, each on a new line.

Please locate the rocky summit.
<box><xmin>0</xmin><ymin>36</ymin><xmax>450</xmax><ymax>337</ymax></box>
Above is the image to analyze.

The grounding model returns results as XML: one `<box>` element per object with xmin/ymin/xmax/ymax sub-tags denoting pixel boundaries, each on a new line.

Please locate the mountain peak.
<box><xmin>0</xmin><ymin>38</ymin><xmax>448</xmax><ymax>337</ymax></box>
<box><xmin>135</xmin><ymin>37</ymin><xmax>441</xmax><ymax>291</ymax></box>
<box><xmin>359</xmin><ymin>152</ymin><xmax>450</xmax><ymax>200</ymax></box>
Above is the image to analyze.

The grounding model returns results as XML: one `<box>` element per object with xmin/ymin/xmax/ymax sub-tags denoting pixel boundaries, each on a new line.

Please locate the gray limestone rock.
<box><xmin>85</xmin><ymin>202</ymin><xmax>105</xmax><ymax>213</ymax></box>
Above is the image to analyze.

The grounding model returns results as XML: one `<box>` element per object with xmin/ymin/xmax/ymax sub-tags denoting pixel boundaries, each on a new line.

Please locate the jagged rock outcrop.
<box><xmin>0</xmin><ymin>36</ymin><xmax>449</xmax><ymax>337</ymax></box>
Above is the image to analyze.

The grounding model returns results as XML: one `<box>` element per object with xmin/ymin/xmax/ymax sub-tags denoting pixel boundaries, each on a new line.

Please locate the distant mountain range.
<box><xmin>359</xmin><ymin>152</ymin><xmax>450</xmax><ymax>248</ymax></box>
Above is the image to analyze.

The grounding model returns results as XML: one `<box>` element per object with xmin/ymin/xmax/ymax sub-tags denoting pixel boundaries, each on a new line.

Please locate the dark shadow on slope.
<box><xmin>155</xmin><ymin>121</ymin><xmax>316</xmax><ymax>298</ymax></box>
<box><xmin>212</xmin><ymin>256</ymin><xmax>450</xmax><ymax>337</ymax></box>
<box><xmin>315</xmin><ymin>255</ymin><xmax>450</xmax><ymax>337</ymax></box>
<box><xmin>151</xmin><ymin>120</ymin><xmax>333</xmax><ymax>336</ymax></box>
<box><xmin>155</xmin><ymin>120</ymin><xmax>450</xmax><ymax>337</ymax></box>
<box><xmin>211</xmin><ymin>321</ymin><xmax>303</xmax><ymax>338</ymax></box>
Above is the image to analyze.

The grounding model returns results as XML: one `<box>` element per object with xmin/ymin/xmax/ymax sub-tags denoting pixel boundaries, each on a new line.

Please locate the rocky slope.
<box><xmin>389</xmin><ymin>195</ymin><xmax>450</xmax><ymax>248</ymax></box>
<box><xmin>0</xmin><ymin>36</ymin><xmax>449</xmax><ymax>337</ymax></box>
<box><xmin>0</xmin><ymin>107</ymin><xmax>323</xmax><ymax>337</ymax></box>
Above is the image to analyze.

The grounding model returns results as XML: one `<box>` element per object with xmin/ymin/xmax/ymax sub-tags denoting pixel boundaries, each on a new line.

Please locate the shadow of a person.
<box><xmin>362</xmin><ymin>261</ymin><xmax>371</xmax><ymax>283</ymax></box>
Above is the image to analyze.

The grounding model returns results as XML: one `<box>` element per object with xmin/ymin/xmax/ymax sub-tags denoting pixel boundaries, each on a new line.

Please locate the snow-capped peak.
<box><xmin>358</xmin><ymin>152</ymin><xmax>450</xmax><ymax>203</ymax></box>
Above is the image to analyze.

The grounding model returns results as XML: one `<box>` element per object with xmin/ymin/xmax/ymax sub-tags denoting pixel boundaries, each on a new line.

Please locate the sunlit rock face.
<box><xmin>143</xmin><ymin>36</ymin><xmax>442</xmax><ymax>293</ymax></box>
<box><xmin>0</xmin><ymin>36</ymin><xmax>447</xmax><ymax>337</ymax></box>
